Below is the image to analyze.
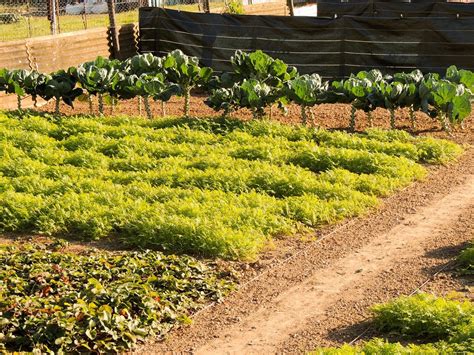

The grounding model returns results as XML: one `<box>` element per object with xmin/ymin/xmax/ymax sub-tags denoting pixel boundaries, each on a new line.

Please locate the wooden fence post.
<box><xmin>203</xmin><ymin>0</ymin><xmax>211</xmax><ymax>13</ymax></box>
<box><xmin>47</xmin><ymin>0</ymin><xmax>60</xmax><ymax>35</ymax></box>
<box><xmin>107</xmin><ymin>0</ymin><xmax>121</xmax><ymax>58</ymax></box>
<box><xmin>287</xmin><ymin>0</ymin><xmax>295</xmax><ymax>16</ymax></box>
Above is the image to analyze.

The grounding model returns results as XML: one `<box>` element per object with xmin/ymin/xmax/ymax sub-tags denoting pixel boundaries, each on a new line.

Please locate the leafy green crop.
<box><xmin>41</xmin><ymin>70</ymin><xmax>83</xmax><ymax>115</ymax></box>
<box><xmin>312</xmin><ymin>293</ymin><xmax>474</xmax><ymax>354</ymax></box>
<box><xmin>285</xmin><ymin>74</ymin><xmax>328</xmax><ymax>125</ymax></box>
<box><xmin>207</xmin><ymin>50</ymin><xmax>298</xmax><ymax>119</ymax></box>
<box><xmin>2</xmin><ymin>53</ymin><xmax>473</xmax><ymax>131</ymax></box>
<box><xmin>163</xmin><ymin>49</ymin><xmax>213</xmax><ymax>117</ymax></box>
<box><xmin>371</xmin><ymin>293</ymin><xmax>474</xmax><ymax>340</ymax></box>
<box><xmin>458</xmin><ymin>242</ymin><xmax>474</xmax><ymax>275</ymax></box>
<box><xmin>71</xmin><ymin>57</ymin><xmax>122</xmax><ymax>115</ymax></box>
<box><xmin>0</xmin><ymin>113</ymin><xmax>462</xmax><ymax>260</ymax></box>
<box><xmin>0</xmin><ymin>242</ymin><xmax>234</xmax><ymax>353</ymax></box>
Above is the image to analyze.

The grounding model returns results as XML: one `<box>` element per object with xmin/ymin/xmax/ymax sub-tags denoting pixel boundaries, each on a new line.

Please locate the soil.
<box><xmin>21</xmin><ymin>100</ymin><xmax>474</xmax><ymax>352</ymax></box>
<box><xmin>39</xmin><ymin>95</ymin><xmax>474</xmax><ymax>144</ymax></box>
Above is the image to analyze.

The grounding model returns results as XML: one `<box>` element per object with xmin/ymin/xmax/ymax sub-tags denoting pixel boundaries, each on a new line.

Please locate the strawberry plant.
<box><xmin>0</xmin><ymin>242</ymin><xmax>234</xmax><ymax>353</ymax></box>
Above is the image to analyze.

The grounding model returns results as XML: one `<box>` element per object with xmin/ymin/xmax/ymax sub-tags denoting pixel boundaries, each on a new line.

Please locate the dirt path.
<box><xmin>196</xmin><ymin>176</ymin><xmax>474</xmax><ymax>354</ymax></box>
<box><xmin>141</xmin><ymin>147</ymin><xmax>474</xmax><ymax>354</ymax></box>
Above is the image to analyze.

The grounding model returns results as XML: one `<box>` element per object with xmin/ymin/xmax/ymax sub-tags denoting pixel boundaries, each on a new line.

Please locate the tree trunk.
<box><xmin>110</xmin><ymin>97</ymin><xmax>115</xmax><ymax>115</ymax></box>
<box><xmin>88</xmin><ymin>94</ymin><xmax>93</xmax><ymax>114</ymax></box>
<box><xmin>301</xmin><ymin>105</ymin><xmax>308</xmax><ymax>125</ymax></box>
<box><xmin>98</xmin><ymin>94</ymin><xmax>104</xmax><ymax>115</ymax></box>
<box><xmin>440</xmin><ymin>112</ymin><xmax>452</xmax><ymax>135</ymax></box>
<box><xmin>17</xmin><ymin>95</ymin><xmax>22</xmax><ymax>111</ymax></box>
<box><xmin>161</xmin><ymin>100</ymin><xmax>166</xmax><ymax>117</ymax></box>
<box><xmin>367</xmin><ymin>111</ymin><xmax>373</xmax><ymax>127</ymax></box>
<box><xmin>222</xmin><ymin>107</ymin><xmax>232</xmax><ymax>119</ymax></box>
<box><xmin>138</xmin><ymin>96</ymin><xmax>143</xmax><ymax>116</ymax></box>
<box><xmin>409</xmin><ymin>107</ymin><xmax>416</xmax><ymax>131</ymax></box>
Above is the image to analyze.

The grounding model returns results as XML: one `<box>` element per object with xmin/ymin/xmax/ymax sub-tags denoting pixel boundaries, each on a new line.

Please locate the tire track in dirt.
<box><xmin>196</xmin><ymin>176</ymin><xmax>474</xmax><ymax>354</ymax></box>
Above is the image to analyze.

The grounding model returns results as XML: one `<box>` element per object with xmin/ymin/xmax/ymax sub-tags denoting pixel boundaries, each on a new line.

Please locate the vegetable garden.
<box><xmin>1</xmin><ymin>50</ymin><xmax>473</xmax><ymax>133</ymax></box>
<box><xmin>0</xmin><ymin>48</ymin><xmax>472</xmax><ymax>353</ymax></box>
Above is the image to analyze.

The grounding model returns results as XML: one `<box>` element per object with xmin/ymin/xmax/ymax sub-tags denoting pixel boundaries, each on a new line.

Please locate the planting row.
<box><xmin>0</xmin><ymin>113</ymin><xmax>462</xmax><ymax>259</ymax></box>
<box><xmin>314</xmin><ymin>293</ymin><xmax>474</xmax><ymax>354</ymax></box>
<box><xmin>0</xmin><ymin>242</ymin><xmax>234</xmax><ymax>353</ymax></box>
<box><xmin>1</xmin><ymin>50</ymin><xmax>473</xmax><ymax>132</ymax></box>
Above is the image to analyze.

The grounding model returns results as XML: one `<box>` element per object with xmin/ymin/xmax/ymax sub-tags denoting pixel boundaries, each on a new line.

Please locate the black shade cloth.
<box><xmin>139</xmin><ymin>7</ymin><xmax>474</xmax><ymax>79</ymax></box>
<box><xmin>317</xmin><ymin>1</ymin><xmax>474</xmax><ymax>18</ymax></box>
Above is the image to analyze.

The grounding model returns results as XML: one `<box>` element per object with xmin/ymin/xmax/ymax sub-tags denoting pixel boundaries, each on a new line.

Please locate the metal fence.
<box><xmin>0</xmin><ymin>0</ymin><xmax>171</xmax><ymax>41</ymax></box>
<box><xmin>0</xmin><ymin>0</ymin><xmax>248</xmax><ymax>41</ymax></box>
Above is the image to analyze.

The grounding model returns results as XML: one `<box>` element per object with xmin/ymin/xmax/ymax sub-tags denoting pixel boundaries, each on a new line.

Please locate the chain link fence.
<box><xmin>0</xmin><ymin>0</ymin><xmax>279</xmax><ymax>41</ymax></box>
<box><xmin>0</xmin><ymin>0</ymin><xmax>148</xmax><ymax>41</ymax></box>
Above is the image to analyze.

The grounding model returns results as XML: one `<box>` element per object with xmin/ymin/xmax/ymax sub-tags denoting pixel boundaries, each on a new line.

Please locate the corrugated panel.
<box><xmin>0</xmin><ymin>39</ymin><xmax>30</xmax><ymax>69</ymax></box>
<box><xmin>115</xmin><ymin>23</ymin><xmax>139</xmax><ymax>60</ymax></box>
<box><xmin>28</xmin><ymin>27</ymin><xmax>111</xmax><ymax>73</ymax></box>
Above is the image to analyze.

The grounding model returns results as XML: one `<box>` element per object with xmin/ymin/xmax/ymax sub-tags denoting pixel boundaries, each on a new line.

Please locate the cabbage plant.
<box><xmin>285</xmin><ymin>73</ymin><xmax>328</xmax><ymax>125</ymax></box>
<box><xmin>72</xmin><ymin>57</ymin><xmax>122</xmax><ymax>115</ymax></box>
<box><xmin>163</xmin><ymin>50</ymin><xmax>213</xmax><ymax>117</ymax></box>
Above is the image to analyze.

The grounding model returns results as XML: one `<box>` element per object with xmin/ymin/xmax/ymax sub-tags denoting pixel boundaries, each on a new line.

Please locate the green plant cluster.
<box><xmin>0</xmin><ymin>50</ymin><xmax>211</xmax><ymax>118</ymax></box>
<box><xmin>458</xmin><ymin>242</ymin><xmax>474</xmax><ymax>275</ymax></box>
<box><xmin>312</xmin><ymin>293</ymin><xmax>474</xmax><ymax>354</ymax></box>
<box><xmin>1</xmin><ymin>51</ymin><xmax>473</xmax><ymax>132</ymax></box>
<box><xmin>0</xmin><ymin>113</ymin><xmax>462</xmax><ymax>259</ymax></box>
<box><xmin>0</xmin><ymin>242</ymin><xmax>234</xmax><ymax>353</ymax></box>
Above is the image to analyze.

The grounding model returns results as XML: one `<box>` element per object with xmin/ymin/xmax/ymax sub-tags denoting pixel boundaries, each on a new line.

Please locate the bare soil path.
<box><xmin>142</xmin><ymin>147</ymin><xmax>474</xmax><ymax>354</ymax></box>
<box><xmin>196</xmin><ymin>176</ymin><xmax>474</xmax><ymax>354</ymax></box>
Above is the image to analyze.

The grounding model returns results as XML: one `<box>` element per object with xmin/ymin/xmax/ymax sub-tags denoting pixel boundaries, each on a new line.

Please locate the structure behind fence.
<box><xmin>139</xmin><ymin>6</ymin><xmax>474</xmax><ymax>79</ymax></box>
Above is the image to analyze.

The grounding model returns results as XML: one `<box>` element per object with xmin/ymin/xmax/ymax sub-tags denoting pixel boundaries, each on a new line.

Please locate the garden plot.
<box><xmin>0</xmin><ymin>112</ymin><xmax>462</xmax><ymax>260</ymax></box>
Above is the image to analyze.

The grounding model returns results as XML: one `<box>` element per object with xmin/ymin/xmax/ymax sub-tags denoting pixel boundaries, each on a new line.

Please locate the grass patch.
<box><xmin>0</xmin><ymin>242</ymin><xmax>234</xmax><ymax>353</ymax></box>
<box><xmin>311</xmin><ymin>293</ymin><xmax>474</xmax><ymax>354</ymax></box>
<box><xmin>0</xmin><ymin>113</ymin><xmax>463</xmax><ymax>259</ymax></box>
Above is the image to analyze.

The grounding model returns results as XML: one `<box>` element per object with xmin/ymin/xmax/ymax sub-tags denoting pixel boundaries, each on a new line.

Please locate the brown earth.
<box><xmin>39</xmin><ymin>94</ymin><xmax>474</xmax><ymax>143</ymax></box>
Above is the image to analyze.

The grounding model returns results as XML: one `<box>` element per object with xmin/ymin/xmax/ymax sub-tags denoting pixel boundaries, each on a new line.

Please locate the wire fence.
<box><xmin>0</xmin><ymin>0</ymin><xmax>229</xmax><ymax>41</ymax></box>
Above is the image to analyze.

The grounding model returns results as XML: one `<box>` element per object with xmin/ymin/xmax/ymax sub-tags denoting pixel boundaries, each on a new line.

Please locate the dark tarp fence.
<box><xmin>139</xmin><ymin>7</ymin><xmax>474</xmax><ymax>79</ymax></box>
<box><xmin>317</xmin><ymin>1</ymin><xmax>474</xmax><ymax>18</ymax></box>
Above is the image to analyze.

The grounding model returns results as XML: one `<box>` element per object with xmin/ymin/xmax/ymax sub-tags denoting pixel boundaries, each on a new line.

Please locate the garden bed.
<box><xmin>0</xmin><ymin>112</ymin><xmax>463</xmax><ymax>260</ymax></box>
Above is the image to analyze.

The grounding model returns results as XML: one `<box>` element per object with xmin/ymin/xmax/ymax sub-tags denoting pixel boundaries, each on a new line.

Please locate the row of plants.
<box><xmin>313</xmin><ymin>293</ymin><xmax>474</xmax><ymax>354</ymax></box>
<box><xmin>1</xmin><ymin>50</ymin><xmax>473</xmax><ymax>133</ymax></box>
<box><xmin>313</xmin><ymin>244</ymin><xmax>474</xmax><ymax>354</ymax></box>
<box><xmin>0</xmin><ymin>241</ymin><xmax>234</xmax><ymax>353</ymax></box>
<box><xmin>0</xmin><ymin>113</ymin><xmax>462</xmax><ymax>259</ymax></box>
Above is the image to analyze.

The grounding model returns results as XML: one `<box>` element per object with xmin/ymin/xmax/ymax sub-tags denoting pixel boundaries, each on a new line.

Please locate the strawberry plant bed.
<box><xmin>0</xmin><ymin>241</ymin><xmax>234</xmax><ymax>353</ymax></box>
